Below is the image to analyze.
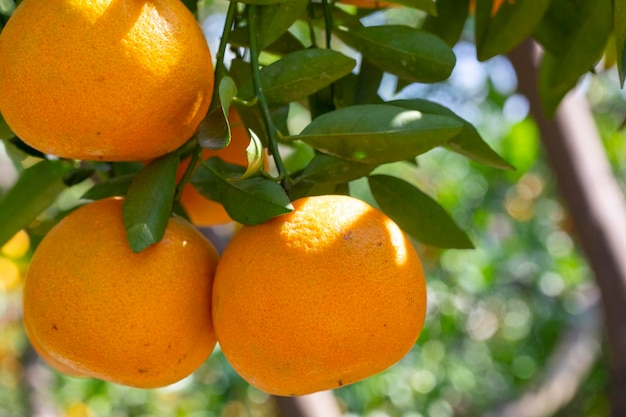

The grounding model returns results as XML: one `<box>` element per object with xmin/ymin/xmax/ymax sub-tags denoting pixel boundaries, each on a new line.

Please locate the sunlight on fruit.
<box><xmin>0</xmin><ymin>258</ymin><xmax>20</xmax><ymax>292</ymax></box>
<box><xmin>1</xmin><ymin>230</ymin><xmax>29</xmax><ymax>259</ymax></box>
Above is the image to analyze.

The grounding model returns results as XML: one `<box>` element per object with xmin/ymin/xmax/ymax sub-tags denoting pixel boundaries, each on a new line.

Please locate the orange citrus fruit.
<box><xmin>0</xmin><ymin>0</ymin><xmax>214</xmax><ymax>161</ymax></box>
<box><xmin>179</xmin><ymin>110</ymin><xmax>253</xmax><ymax>226</ymax></box>
<box><xmin>212</xmin><ymin>194</ymin><xmax>427</xmax><ymax>396</ymax></box>
<box><xmin>24</xmin><ymin>318</ymin><xmax>87</xmax><ymax>378</ymax></box>
<box><xmin>23</xmin><ymin>197</ymin><xmax>219</xmax><ymax>388</ymax></box>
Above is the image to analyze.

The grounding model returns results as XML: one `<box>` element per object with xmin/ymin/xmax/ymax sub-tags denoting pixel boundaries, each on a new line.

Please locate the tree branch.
<box><xmin>509</xmin><ymin>38</ymin><xmax>626</xmax><ymax>416</ymax></box>
<box><xmin>274</xmin><ymin>391</ymin><xmax>343</xmax><ymax>417</ymax></box>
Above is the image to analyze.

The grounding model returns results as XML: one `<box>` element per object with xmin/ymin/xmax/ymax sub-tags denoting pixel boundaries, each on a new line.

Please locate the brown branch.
<box><xmin>509</xmin><ymin>38</ymin><xmax>626</xmax><ymax>416</ymax></box>
<box><xmin>274</xmin><ymin>391</ymin><xmax>343</xmax><ymax>417</ymax></box>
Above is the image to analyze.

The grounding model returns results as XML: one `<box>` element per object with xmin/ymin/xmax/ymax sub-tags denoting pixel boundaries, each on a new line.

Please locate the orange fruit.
<box><xmin>179</xmin><ymin>110</ymin><xmax>252</xmax><ymax>226</ymax></box>
<box><xmin>0</xmin><ymin>0</ymin><xmax>214</xmax><ymax>161</ymax></box>
<box><xmin>24</xmin><ymin>318</ymin><xmax>87</xmax><ymax>378</ymax></box>
<box><xmin>212</xmin><ymin>194</ymin><xmax>427</xmax><ymax>396</ymax></box>
<box><xmin>23</xmin><ymin>197</ymin><xmax>219</xmax><ymax>388</ymax></box>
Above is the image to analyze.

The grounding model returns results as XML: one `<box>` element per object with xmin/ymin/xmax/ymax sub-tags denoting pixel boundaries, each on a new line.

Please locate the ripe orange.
<box><xmin>179</xmin><ymin>110</ymin><xmax>252</xmax><ymax>226</ymax></box>
<box><xmin>24</xmin><ymin>319</ymin><xmax>87</xmax><ymax>378</ymax></box>
<box><xmin>23</xmin><ymin>197</ymin><xmax>219</xmax><ymax>388</ymax></box>
<box><xmin>212</xmin><ymin>194</ymin><xmax>427</xmax><ymax>396</ymax></box>
<box><xmin>0</xmin><ymin>0</ymin><xmax>214</xmax><ymax>161</ymax></box>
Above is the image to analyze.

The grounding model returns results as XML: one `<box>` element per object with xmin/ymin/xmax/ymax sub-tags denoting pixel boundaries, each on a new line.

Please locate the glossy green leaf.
<box><xmin>336</xmin><ymin>25</ymin><xmax>455</xmax><ymax>83</ymax></box>
<box><xmin>295</xmin><ymin>104</ymin><xmax>464</xmax><ymax>164</ymax></box>
<box><xmin>197</xmin><ymin>77</ymin><xmax>238</xmax><ymax>151</ymax></box>
<box><xmin>387</xmin><ymin>0</ymin><xmax>437</xmax><ymax>14</ymax></box>
<box><xmin>615</xmin><ymin>0</ymin><xmax>626</xmax><ymax>85</ymax></box>
<box><xmin>239</xmin><ymin>49</ymin><xmax>356</xmax><ymax>103</ymax></box>
<box><xmin>257</xmin><ymin>0</ymin><xmax>308</xmax><ymax>48</ymax></box>
<box><xmin>63</xmin><ymin>168</ymin><xmax>94</xmax><ymax>187</ymax></box>
<box><xmin>238</xmin><ymin>130</ymin><xmax>265</xmax><ymax>180</ymax></box>
<box><xmin>82</xmin><ymin>174</ymin><xmax>134</xmax><ymax>200</ymax></box>
<box><xmin>368</xmin><ymin>174</ymin><xmax>473</xmax><ymax>249</ymax></box>
<box><xmin>123</xmin><ymin>153</ymin><xmax>178</xmax><ymax>253</ymax></box>
<box><xmin>0</xmin><ymin>160</ymin><xmax>71</xmax><ymax>247</ymax></box>
<box><xmin>422</xmin><ymin>0</ymin><xmax>469</xmax><ymax>47</ymax></box>
<box><xmin>537</xmin><ymin>0</ymin><xmax>611</xmax><ymax>115</ymax></box>
<box><xmin>388</xmin><ymin>98</ymin><xmax>513</xmax><ymax>169</ymax></box>
<box><xmin>294</xmin><ymin>153</ymin><xmax>378</xmax><ymax>185</ymax></box>
<box><xmin>229</xmin><ymin>27</ymin><xmax>305</xmax><ymax>56</ymax></box>
<box><xmin>532</xmin><ymin>0</ymin><xmax>579</xmax><ymax>56</ymax></box>
<box><xmin>476</xmin><ymin>0</ymin><xmax>550</xmax><ymax>61</ymax></box>
<box><xmin>192</xmin><ymin>158</ymin><xmax>292</xmax><ymax>225</ymax></box>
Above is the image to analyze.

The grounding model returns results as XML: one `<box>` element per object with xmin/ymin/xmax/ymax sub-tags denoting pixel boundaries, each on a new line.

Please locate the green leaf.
<box><xmin>538</xmin><ymin>0</ymin><xmax>611</xmax><ymax>115</ymax></box>
<box><xmin>0</xmin><ymin>160</ymin><xmax>71</xmax><ymax>247</ymax></box>
<box><xmin>63</xmin><ymin>168</ymin><xmax>95</xmax><ymax>186</ymax></box>
<box><xmin>294</xmin><ymin>104</ymin><xmax>464</xmax><ymax>164</ymax></box>
<box><xmin>0</xmin><ymin>113</ymin><xmax>14</xmax><ymax>140</ymax></box>
<box><xmin>336</xmin><ymin>25</ymin><xmax>455</xmax><ymax>83</ymax></box>
<box><xmin>475</xmin><ymin>0</ymin><xmax>550</xmax><ymax>61</ymax></box>
<box><xmin>122</xmin><ymin>153</ymin><xmax>178</xmax><ymax>253</ymax></box>
<box><xmin>7</xmin><ymin>137</ymin><xmax>45</xmax><ymax>159</ymax></box>
<box><xmin>82</xmin><ymin>174</ymin><xmax>134</xmax><ymax>200</ymax></box>
<box><xmin>239</xmin><ymin>49</ymin><xmax>356</xmax><ymax>103</ymax></box>
<box><xmin>230</xmin><ymin>0</ymin><xmax>285</xmax><ymax>4</ymax></box>
<box><xmin>615</xmin><ymin>0</ymin><xmax>626</xmax><ymax>85</ymax></box>
<box><xmin>421</xmin><ymin>0</ymin><xmax>469</xmax><ymax>47</ymax></box>
<box><xmin>181</xmin><ymin>0</ymin><xmax>197</xmax><ymax>14</ymax></box>
<box><xmin>192</xmin><ymin>158</ymin><xmax>292</xmax><ymax>225</ymax></box>
<box><xmin>388</xmin><ymin>0</ymin><xmax>437</xmax><ymax>14</ymax></box>
<box><xmin>294</xmin><ymin>153</ymin><xmax>378</xmax><ymax>185</ymax></box>
<box><xmin>388</xmin><ymin>98</ymin><xmax>514</xmax><ymax>169</ymax></box>
<box><xmin>229</xmin><ymin>27</ymin><xmax>306</xmax><ymax>56</ymax></box>
<box><xmin>197</xmin><ymin>77</ymin><xmax>238</xmax><ymax>151</ymax></box>
<box><xmin>368</xmin><ymin>174</ymin><xmax>473</xmax><ymax>249</ymax></box>
<box><xmin>238</xmin><ymin>130</ymin><xmax>265</xmax><ymax>180</ymax></box>
<box><xmin>257</xmin><ymin>0</ymin><xmax>308</xmax><ymax>48</ymax></box>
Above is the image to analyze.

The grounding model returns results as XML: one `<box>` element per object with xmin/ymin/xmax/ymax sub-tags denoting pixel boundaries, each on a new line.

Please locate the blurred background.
<box><xmin>1</xmin><ymin>1</ymin><xmax>625</xmax><ymax>416</ymax></box>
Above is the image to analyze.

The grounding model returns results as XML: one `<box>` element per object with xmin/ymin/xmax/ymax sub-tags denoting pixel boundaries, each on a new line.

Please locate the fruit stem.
<box><xmin>247</xmin><ymin>5</ymin><xmax>292</xmax><ymax>194</ymax></box>
<box><xmin>173</xmin><ymin>3</ymin><xmax>238</xmax><ymax>205</ymax></box>
<box><xmin>173</xmin><ymin>143</ymin><xmax>201</xmax><ymax>204</ymax></box>
<box><xmin>210</xmin><ymin>1</ymin><xmax>238</xmax><ymax>112</ymax></box>
<box><xmin>322</xmin><ymin>0</ymin><xmax>333</xmax><ymax>49</ymax></box>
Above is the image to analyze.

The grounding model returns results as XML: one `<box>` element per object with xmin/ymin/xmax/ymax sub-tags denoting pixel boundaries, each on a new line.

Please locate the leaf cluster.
<box><xmin>1</xmin><ymin>0</ymin><xmax>622</xmax><ymax>253</ymax></box>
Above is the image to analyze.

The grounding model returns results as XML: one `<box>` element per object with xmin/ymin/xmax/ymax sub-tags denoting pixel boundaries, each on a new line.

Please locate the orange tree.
<box><xmin>0</xmin><ymin>0</ymin><xmax>625</xmax><ymax>414</ymax></box>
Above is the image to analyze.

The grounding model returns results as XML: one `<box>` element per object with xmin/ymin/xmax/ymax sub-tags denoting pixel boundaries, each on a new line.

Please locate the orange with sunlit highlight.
<box><xmin>0</xmin><ymin>0</ymin><xmax>214</xmax><ymax>161</ymax></box>
<box><xmin>213</xmin><ymin>194</ymin><xmax>427</xmax><ymax>396</ymax></box>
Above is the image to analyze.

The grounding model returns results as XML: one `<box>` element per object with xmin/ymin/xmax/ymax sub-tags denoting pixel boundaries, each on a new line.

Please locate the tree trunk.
<box><xmin>274</xmin><ymin>391</ymin><xmax>343</xmax><ymax>417</ymax></box>
<box><xmin>509</xmin><ymin>38</ymin><xmax>626</xmax><ymax>416</ymax></box>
